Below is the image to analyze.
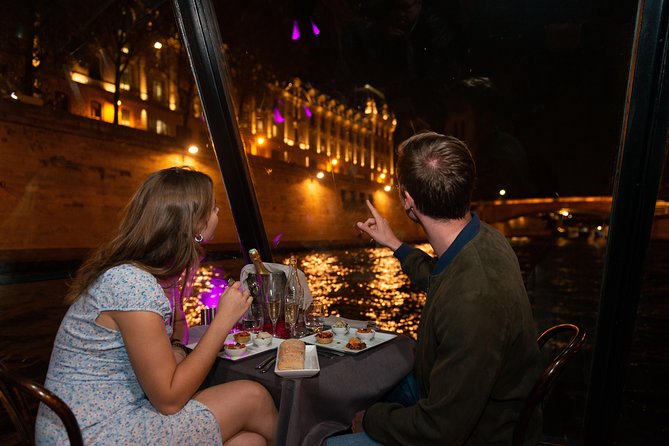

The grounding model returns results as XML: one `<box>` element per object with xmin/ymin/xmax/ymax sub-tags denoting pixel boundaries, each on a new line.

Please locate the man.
<box><xmin>331</xmin><ymin>132</ymin><xmax>542</xmax><ymax>445</ymax></box>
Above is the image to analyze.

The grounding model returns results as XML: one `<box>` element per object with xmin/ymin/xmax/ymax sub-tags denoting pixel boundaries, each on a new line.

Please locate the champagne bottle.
<box><xmin>284</xmin><ymin>256</ymin><xmax>302</xmax><ymax>300</ymax></box>
<box><xmin>249</xmin><ymin>248</ymin><xmax>271</xmax><ymax>275</ymax></box>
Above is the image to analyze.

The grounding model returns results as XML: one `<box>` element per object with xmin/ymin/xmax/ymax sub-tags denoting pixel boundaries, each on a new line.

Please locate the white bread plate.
<box><xmin>274</xmin><ymin>345</ymin><xmax>320</xmax><ymax>378</ymax></box>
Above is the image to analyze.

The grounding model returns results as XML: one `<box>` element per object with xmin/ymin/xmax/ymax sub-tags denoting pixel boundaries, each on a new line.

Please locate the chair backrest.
<box><xmin>0</xmin><ymin>362</ymin><xmax>83</xmax><ymax>446</ymax></box>
<box><xmin>512</xmin><ymin>323</ymin><xmax>587</xmax><ymax>446</ymax></box>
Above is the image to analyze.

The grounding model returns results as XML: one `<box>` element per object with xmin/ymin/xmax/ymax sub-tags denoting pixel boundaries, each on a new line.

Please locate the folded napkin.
<box><xmin>323</xmin><ymin>316</ymin><xmax>375</xmax><ymax>330</ymax></box>
<box><xmin>240</xmin><ymin>263</ymin><xmax>313</xmax><ymax>307</ymax></box>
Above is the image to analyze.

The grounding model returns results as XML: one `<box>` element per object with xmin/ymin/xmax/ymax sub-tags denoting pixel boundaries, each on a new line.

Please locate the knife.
<box><xmin>255</xmin><ymin>355</ymin><xmax>276</xmax><ymax>369</ymax></box>
<box><xmin>259</xmin><ymin>357</ymin><xmax>276</xmax><ymax>373</ymax></box>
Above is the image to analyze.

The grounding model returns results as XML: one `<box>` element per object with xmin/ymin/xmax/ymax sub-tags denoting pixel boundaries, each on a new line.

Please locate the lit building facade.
<box><xmin>29</xmin><ymin>37</ymin><xmax>397</xmax><ymax>187</ymax></box>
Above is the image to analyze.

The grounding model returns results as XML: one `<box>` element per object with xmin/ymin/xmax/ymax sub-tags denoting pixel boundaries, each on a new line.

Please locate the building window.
<box><xmin>340</xmin><ymin>190</ymin><xmax>347</xmax><ymax>203</ymax></box>
<box><xmin>152</xmin><ymin>80</ymin><xmax>165</xmax><ymax>103</ymax></box>
<box><xmin>120</xmin><ymin>71</ymin><xmax>131</xmax><ymax>91</ymax></box>
<box><xmin>120</xmin><ymin>109</ymin><xmax>131</xmax><ymax>126</ymax></box>
<box><xmin>150</xmin><ymin>118</ymin><xmax>168</xmax><ymax>135</ymax></box>
<box><xmin>90</xmin><ymin>101</ymin><xmax>101</xmax><ymax>120</ymax></box>
<box><xmin>156</xmin><ymin>119</ymin><xmax>167</xmax><ymax>134</ymax></box>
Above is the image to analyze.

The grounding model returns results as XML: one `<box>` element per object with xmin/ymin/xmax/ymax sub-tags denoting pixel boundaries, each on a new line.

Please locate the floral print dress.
<box><xmin>35</xmin><ymin>264</ymin><xmax>221</xmax><ymax>445</ymax></box>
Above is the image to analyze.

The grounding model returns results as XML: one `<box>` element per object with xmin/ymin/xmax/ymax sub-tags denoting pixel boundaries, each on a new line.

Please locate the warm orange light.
<box><xmin>316</xmin><ymin>171</ymin><xmax>325</xmax><ymax>179</ymax></box>
<box><xmin>188</xmin><ymin>145</ymin><xmax>199</xmax><ymax>154</ymax></box>
<box><xmin>257</xmin><ymin>137</ymin><xmax>265</xmax><ymax>145</ymax></box>
<box><xmin>379</xmin><ymin>173</ymin><xmax>386</xmax><ymax>180</ymax></box>
<box><xmin>331</xmin><ymin>159</ymin><xmax>338</xmax><ymax>166</ymax></box>
<box><xmin>383</xmin><ymin>185</ymin><xmax>392</xmax><ymax>192</ymax></box>
<box><xmin>499</xmin><ymin>189</ymin><xmax>506</xmax><ymax>196</ymax></box>
<box><xmin>154</xmin><ymin>41</ymin><xmax>163</xmax><ymax>49</ymax></box>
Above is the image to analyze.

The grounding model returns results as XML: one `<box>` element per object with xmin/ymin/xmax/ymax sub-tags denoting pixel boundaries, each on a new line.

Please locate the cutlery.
<box><xmin>317</xmin><ymin>351</ymin><xmax>336</xmax><ymax>359</ymax></box>
<box><xmin>255</xmin><ymin>355</ymin><xmax>275</xmax><ymax>370</ymax></box>
<box><xmin>259</xmin><ymin>357</ymin><xmax>276</xmax><ymax>374</ymax></box>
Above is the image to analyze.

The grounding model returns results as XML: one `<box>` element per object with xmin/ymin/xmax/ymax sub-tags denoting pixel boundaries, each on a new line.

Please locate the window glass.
<box><xmin>1</xmin><ymin>1</ymin><xmax>660</xmax><ymax>443</ymax></box>
<box><xmin>621</xmin><ymin>155</ymin><xmax>669</xmax><ymax>442</ymax></box>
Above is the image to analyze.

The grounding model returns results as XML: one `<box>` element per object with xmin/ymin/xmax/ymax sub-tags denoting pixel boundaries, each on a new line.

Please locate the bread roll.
<box><xmin>278</xmin><ymin>339</ymin><xmax>305</xmax><ymax>370</ymax></box>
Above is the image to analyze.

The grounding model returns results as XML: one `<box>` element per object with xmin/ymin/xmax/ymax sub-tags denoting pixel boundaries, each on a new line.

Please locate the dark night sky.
<box><xmin>3</xmin><ymin>0</ymin><xmax>642</xmax><ymax>197</ymax></box>
<box><xmin>212</xmin><ymin>0</ymin><xmax>639</xmax><ymax>198</ymax></box>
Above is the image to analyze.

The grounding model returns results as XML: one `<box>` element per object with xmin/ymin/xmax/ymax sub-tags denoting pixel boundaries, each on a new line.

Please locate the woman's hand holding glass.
<box><xmin>215</xmin><ymin>280</ymin><xmax>252</xmax><ymax>328</ymax></box>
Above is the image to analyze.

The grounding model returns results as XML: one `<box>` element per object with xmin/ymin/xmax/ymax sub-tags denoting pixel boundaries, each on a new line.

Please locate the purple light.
<box><xmin>311</xmin><ymin>20</ymin><xmax>320</xmax><ymax>36</ymax></box>
<box><xmin>304</xmin><ymin>105</ymin><xmax>312</xmax><ymax>118</ymax></box>
<box><xmin>273</xmin><ymin>107</ymin><xmax>285</xmax><ymax>123</ymax></box>
<box><xmin>199</xmin><ymin>277</ymin><xmax>227</xmax><ymax>308</ymax></box>
<box><xmin>273</xmin><ymin>233</ymin><xmax>283</xmax><ymax>248</ymax></box>
<box><xmin>292</xmin><ymin>20</ymin><xmax>300</xmax><ymax>40</ymax></box>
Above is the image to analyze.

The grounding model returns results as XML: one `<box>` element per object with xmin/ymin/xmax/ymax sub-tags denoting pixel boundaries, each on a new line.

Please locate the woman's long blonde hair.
<box><xmin>66</xmin><ymin>167</ymin><xmax>214</xmax><ymax>303</ymax></box>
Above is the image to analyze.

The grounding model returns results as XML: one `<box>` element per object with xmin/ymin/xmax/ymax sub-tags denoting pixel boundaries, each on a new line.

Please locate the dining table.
<box><xmin>191</xmin><ymin>325</ymin><xmax>416</xmax><ymax>446</ymax></box>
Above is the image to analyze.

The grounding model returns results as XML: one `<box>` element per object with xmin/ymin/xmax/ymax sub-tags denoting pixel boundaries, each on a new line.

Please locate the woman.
<box><xmin>35</xmin><ymin>167</ymin><xmax>277</xmax><ymax>445</ymax></box>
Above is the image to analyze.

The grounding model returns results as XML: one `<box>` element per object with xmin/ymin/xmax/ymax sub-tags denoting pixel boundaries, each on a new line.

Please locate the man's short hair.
<box><xmin>397</xmin><ymin>132</ymin><xmax>476</xmax><ymax>220</ymax></box>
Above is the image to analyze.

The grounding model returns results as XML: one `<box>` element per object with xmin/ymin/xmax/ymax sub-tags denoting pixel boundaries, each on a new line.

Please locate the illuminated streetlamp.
<box><xmin>187</xmin><ymin>145</ymin><xmax>199</xmax><ymax>154</ymax></box>
<box><xmin>383</xmin><ymin>185</ymin><xmax>392</xmax><ymax>192</ymax></box>
<box><xmin>256</xmin><ymin>137</ymin><xmax>265</xmax><ymax>145</ymax></box>
<box><xmin>316</xmin><ymin>171</ymin><xmax>325</xmax><ymax>179</ymax></box>
<box><xmin>331</xmin><ymin>158</ymin><xmax>338</xmax><ymax>166</ymax></box>
<box><xmin>153</xmin><ymin>41</ymin><xmax>163</xmax><ymax>50</ymax></box>
<box><xmin>499</xmin><ymin>189</ymin><xmax>506</xmax><ymax>197</ymax></box>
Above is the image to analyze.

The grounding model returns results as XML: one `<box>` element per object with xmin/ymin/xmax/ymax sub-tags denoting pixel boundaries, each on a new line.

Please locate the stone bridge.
<box><xmin>473</xmin><ymin>196</ymin><xmax>669</xmax><ymax>224</ymax></box>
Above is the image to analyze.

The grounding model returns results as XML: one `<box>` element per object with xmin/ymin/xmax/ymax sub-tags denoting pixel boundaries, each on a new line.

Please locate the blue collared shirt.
<box><xmin>393</xmin><ymin>212</ymin><xmax>481</xmax><ymax>275</ymax></box>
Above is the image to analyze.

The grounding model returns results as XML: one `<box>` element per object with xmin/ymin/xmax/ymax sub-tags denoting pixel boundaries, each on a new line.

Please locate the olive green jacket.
<box><xmin>364</xmin><ymin>222</ymin><xmax>542</xmax><ymax>445</ymax></box>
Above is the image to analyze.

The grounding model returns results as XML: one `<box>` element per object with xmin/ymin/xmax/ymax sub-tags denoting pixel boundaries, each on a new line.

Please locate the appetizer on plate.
<box><xmin>355</xmin><ymin>328</ymin><xmax>375</xmax><ymax>341</ymax></box>
<box><xmin>332</xmin><ymin>319</ymin><xmax>349</xmax><ymax>337</ymax></box>
<box><xmin>223</xmin><ymin>342</ymin><xmax>247</xmax><ymax>357</ymax></box>
<box><xmin>254</xmin><ymin>331</ymin><xmax>272</xmax><ymax>347</ymax></box>
<box><xmin>315</xmin><ymin>331</ymin><xmax>334</xmax><ymax>344</ymax></box>
<box><xmin>233</xmin><ymin>331</ymin><xmax>251</xmax><ymax>344</ymax></box>
<box><xmin>345</xmin><ymin>337</ymin><xmax>367</xmax><ymax>350</ymax></box>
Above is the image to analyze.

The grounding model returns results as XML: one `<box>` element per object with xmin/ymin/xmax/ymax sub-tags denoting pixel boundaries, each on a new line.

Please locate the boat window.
<box><xmin>1</xmin><ymin>1</ymin><xmax>665</xmax><ymax>443</ymax></box>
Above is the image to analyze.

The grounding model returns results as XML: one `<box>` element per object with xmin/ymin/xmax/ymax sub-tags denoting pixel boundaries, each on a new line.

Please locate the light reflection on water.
<box><xmin>187</xmin><ymin>237</ymin><xmax>606</xmax><ymax>340</ymax></box>
<box><xmin>188</xmin><ymin>244</ymin><xmax>434</xmax><ymax>338</ymax></box>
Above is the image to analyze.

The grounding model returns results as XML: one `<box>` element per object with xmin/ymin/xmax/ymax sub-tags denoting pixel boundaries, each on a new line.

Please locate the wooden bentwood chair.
<box><xmin>512</xmin><ymin>324</ymin><xmax>587</xmax><ymax>446</ymax></box>
<box><xmin>0</xmin><ymin>362</ymin><xmax>83</xmax><ymax>446</ymax></box>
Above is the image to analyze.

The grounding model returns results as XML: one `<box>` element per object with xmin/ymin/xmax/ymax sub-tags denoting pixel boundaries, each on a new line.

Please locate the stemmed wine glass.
<box><xmin>259</xmin><ymin>273</ymin><xmax>284</xmax><ymax>338</ymax></box>
<box><xmin>284</xmin><ymin>293</ymin><xmax>299</xmax><ymax>338</ymax></box>
<box><xmin>243</xmin><ymin>302</ymin><xmax>263</xmax><ymax>338</ymax></box>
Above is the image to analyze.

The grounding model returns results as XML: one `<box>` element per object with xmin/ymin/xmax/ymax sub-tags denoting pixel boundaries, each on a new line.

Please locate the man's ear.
<box><xmin>403</xmin><ymin>191</ymin><xmax>415</xmax><ymax>209</ymax></box>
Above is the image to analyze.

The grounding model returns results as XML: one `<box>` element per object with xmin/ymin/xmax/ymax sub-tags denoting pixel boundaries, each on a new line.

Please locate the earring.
<box><xmin>194</xmin><ymin>234</ymin><xmax>204</xmax><ymax>243</ymax></box>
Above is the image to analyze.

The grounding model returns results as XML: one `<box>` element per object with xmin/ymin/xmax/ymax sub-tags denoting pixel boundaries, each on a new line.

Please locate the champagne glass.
<box><xmin>305</xmin><ymin>302</ymin><xmax>325</xmax><ymax>333</ymax></box>
<box><xmin>259</xmin><ymin>272</ymin><xmax>285</xmax><ymax>338</ymax></box>
<box><xmin>243</xmin><ymin>303</ymin><xmax>263</xmax><ymax>338</ymax></box>
<box><xmin>284</xmin><ymin>293</ymin><xmax>299</xmax><ymax>338</ymax></box>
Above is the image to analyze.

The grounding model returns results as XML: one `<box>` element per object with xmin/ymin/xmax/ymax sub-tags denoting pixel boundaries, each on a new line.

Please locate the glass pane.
<box><xmin>620</xmin><ymin>152</ymin><xmax>669</xmax><ymax>443</ymax></box>
<box><xmin>0</xmin><ymin>1</ymin><xmax>654</xmax><ymax>444</ymax></box>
